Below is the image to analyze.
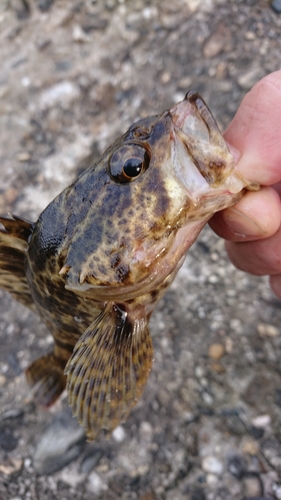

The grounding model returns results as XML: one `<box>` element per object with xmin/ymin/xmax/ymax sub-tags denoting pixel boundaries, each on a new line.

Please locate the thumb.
<box><xmin>224</xmin><ymin>69</ymin><xmax>281</xmax><ymax>186</ymax></box>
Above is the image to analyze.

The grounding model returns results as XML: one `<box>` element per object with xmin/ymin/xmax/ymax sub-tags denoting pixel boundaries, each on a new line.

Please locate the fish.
<box><xmin>0</xmin><ymin>91</ymin><xmax>258</xmax><ymax>440</ymax></box>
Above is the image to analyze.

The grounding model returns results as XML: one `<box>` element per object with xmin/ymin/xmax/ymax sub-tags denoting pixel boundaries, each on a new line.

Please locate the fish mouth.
<box><xmin>170</xmin><ymin>91</ymin><xmax>246</xmax><ymax>200</ymax></box>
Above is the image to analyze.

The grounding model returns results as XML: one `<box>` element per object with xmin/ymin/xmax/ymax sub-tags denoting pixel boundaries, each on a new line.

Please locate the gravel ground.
<box><xmin>0</xmin><ymin>1</ymin><xmax>281</xmax><ymax>499</ymax></box>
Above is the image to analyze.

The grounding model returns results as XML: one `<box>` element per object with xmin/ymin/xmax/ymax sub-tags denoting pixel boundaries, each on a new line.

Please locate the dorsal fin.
<box><xmin>65</xmin><ymin>302</ymin><xmax>153</xmax><ymax>440</ymax></box>
<box><xmin>0</xmin><ymin>215</ymin><xmax>36</xmax><ymax>312</ymax></box>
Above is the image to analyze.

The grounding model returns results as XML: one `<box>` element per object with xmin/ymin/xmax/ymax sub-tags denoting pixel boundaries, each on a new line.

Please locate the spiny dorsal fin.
<box><xmin>0</xmin><ymin>215</ymin><xmax>36</xmax><ymax>311</ymax></box>
<box><xmin>65</xmin><ymin>302</ymin><xmax>153</xmax><ymax>440</ymax></box>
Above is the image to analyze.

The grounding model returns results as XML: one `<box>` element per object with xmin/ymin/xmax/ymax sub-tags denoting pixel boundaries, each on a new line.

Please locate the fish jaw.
<box><xmin>170</xmin><ymin>91</ymin><xmax>235</xmax><ymax>187</ymax></box>
<box><xmin>170</xmin><ymin>90</ymin><xmax>256</xmax><ymax>202</ymax></box>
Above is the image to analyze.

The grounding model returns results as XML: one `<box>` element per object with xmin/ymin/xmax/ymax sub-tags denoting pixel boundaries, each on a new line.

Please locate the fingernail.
<box><xmin>222</xmin><ymin>208</ymin><xmax>265</xmax><ymax>237</ymax></box>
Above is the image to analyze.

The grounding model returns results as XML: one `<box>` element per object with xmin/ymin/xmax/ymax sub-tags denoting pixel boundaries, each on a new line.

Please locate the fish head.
<box><xmin>40</xmin><ymin>92</ymin><xmax>254</xmax><ymax>299</ymax></box>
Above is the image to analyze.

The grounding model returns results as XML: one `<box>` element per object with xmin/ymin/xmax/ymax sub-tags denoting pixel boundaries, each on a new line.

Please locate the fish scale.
<box><xmin>0</xmin><ymin>92</ymin><xmax>258</xmax><ymax>440</ymax></box>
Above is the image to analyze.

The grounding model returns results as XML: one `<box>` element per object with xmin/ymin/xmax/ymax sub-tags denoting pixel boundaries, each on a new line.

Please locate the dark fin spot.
<box><xmin>65</xmin><ymin>302</ymin><xmax>153</xmax><ymax>441</ymax></box>
<box><xmin>25</xmin><ymin>352</ymin><xmax>66</xmax><ymax>407</ymax></box>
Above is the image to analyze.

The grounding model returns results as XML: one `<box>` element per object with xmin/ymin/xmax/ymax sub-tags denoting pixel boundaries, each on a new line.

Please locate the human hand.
<box><xmin>209</xmin><ymin>70</ymin><xmax>281</xmax><ymax>299</ymax></box>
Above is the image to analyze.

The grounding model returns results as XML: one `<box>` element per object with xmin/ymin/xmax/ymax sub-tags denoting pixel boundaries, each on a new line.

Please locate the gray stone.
<box><xmin>227</xmin><ymin>453</ymin><xmax>247</xmax><ymax>479</ymax></box>
<box><xmin>225</xmin><ymin>415</ymin><xmax>246</xmax><ymax>436</ymax></box>
<box><xmin>242</xmin><ymin>474</ymin><xmax>263</xmax><ymax>498</ymax></box>
<box><xmin>87</xmin><ymin>472</ymin><xmax>108</xmax><ymax>495</ymax></box>
<box><xmin>39</xmin><ymin>81</ymin><xmax>80</xmax><ymax>110</ymax></box>
<box><xmin>0</xmin><ymin>427</ymin><xmax>18</xmax><ymax>451</ymax></box>
<box><xmin>237</xmin><ymin>67</ymin><xmax>264</xmax><ymax>90</ymax></box>
<box><xmin>33</xmin><ymin>410</ymin><xmax>85</xmax><ymax>474</ymax></box>
<box><xmin>80</xmin><ymin>449</ymin><xmax>103</xmax><ymax>474</ymax></box>
<box><xmin>201</xmin><ymin>456</ymin><xmax>223</xmax><ymax>475</ymax></box>
<box><xmin>37</xmin><ymin>0</ymin><xmax>54</xmax><ymax>11</ymax></box>
<box><xmin>271</xmin><ymin>0</ymin><xmax>281</xmax><ymax>13</ymax></box>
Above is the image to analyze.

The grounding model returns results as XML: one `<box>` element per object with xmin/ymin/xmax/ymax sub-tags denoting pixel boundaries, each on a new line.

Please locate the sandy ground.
<box><xmin>0</xmin><ymin>1</ymin><xmax>281</xmax><ymax>499</ymax></box>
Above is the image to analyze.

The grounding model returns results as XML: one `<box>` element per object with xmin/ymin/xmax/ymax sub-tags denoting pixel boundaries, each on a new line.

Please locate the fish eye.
<box><xmin>123</xmin><ymin>157</ymin><xmax>143</xmax><ymax>178</ymax></box>
<box><xmin>109</xmin><ymin>144</ymin><xmax>150</xmax><ymax>183</ymax></box>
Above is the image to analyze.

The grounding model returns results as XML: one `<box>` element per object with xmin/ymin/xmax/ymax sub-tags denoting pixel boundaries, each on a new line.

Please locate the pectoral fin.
<box><xmin>0</xmin><ymin>215</ymin><xmax>36</xmax><ymax>312</ymax></box>
<box><xmin>65</xmin><ymin>302</ymin><xmax>153</xmax><ymax>440</ymax></box>
<box><xmin>25</xmin><ymin>352</ymin><xmax>67</xmax><ymax>406</ymax></box>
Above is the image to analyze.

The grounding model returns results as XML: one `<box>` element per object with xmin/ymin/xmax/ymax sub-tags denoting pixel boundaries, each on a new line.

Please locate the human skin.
<box><xmin>209</xmin><ymin>70</ymin><xmax>281</xmax><ymax>298</ymax></box>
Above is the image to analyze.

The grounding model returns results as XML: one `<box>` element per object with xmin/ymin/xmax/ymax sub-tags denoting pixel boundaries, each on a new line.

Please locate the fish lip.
<box><xmin>169</xmin><ymin>92</ymin><xmax>248</xmax><ymax>198</ymax></box>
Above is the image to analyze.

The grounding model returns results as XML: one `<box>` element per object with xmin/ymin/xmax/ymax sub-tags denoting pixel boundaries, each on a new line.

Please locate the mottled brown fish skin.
<box><xmin>0</xmin><ymin>92</ymin><xmax>258</xmax><ymax>440</ymax></box>
<box><xmin>25</xmin><ymin>113</ymin><xmax>177</xmax><ymax>350</ymax></box>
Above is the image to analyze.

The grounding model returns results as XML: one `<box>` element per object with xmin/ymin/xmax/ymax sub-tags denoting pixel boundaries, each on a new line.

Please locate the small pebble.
<box><xmin>242</xmin><ymin>474</ymin><xmax>263</xmax><ymax>498</ymax></box>
<box><xmin>227</xmin><ymin>454</ymin><xmax>247</xmax><ymax>478</ymax></box>
<box><xmin>251</xmin><ymin>414</ymin><xmax>271</xmax><ymax>429</ymax></box>
<box><xmin>139</xmin><ymin>421</ymin><xmax>153</xmax><ymax>440</ymax></box>
<box><xmin>87</xmin><ymin>472</ymin><xmax>108</xmax><ymax>495</ymax></box>
<box><xmin>245</xmin><ymin>31</ymin><xmax>255</xmax><ymax>40</ymax></box>
<box><xmin>173</xmin><ymin>92</ymin><xmax>185</xmax><ymax>104</ymax></box>
<box><xmin>230</xmin><ymin>318</ymin><xmax>242</xmax><ymax>332</ymax></box>
<box><xmin>226</xmin><ymin>415</ymin><xmax>245</xmax><ymax>436</ymax></box>
<box><xmin>106</xmin><ymin>0</ymin><xmax>117</xmax><ymax>10</ymax></box>
<box><xmin>185</xmin><ymin>0</ymin><xmax>200</xmax><ymax>12</ymax></box>
<box><xmin>208</xmin><ymin>274</ymin><xmax>219</xmax><ymax>284</ymax></box>
<box><xmin>4</xmin><ymin>188</ymin><xmax>18</xmax><ymax>205</ymax></box>
<box><xmin>195</xmin><ymin>366</ymin><xmax>205</xmax><ymax>378</ymax></box>
<box><xmin>237</xmin><ymin>67</ymin><xmax>264</xmax><ymax>90</ymax></box>
<box><xmin>202</xmin><ymin>456</ymin><xmax>223</xmax><ymax>475</ymax></box>
<box><xmin>208</xmin><ymin>343</ymin><xmax>225</xmax><ymax>360</ymax></box>
<box><xmin>112</xmin><ymin>425</ymin><xmax>126</xmax><ymax>442</ymax></box>
<box><xmin>60</xmin><ymin>468</ymin><xmax>85</xmax><ymax>488</ymax></box>
<box><xmin>249</xmin><ymin>425</ymin><xmax>264</xmax><ymax>440</ymax></box>
<box><xmin>161</xmin><ymin>71</ymin><xmax>171</xmax><ymax>84</ymax></box>
<box><xmin>0</xmin><ymin>428</ymin><xmax>18</xmax><ymax>452</ymax></box>
<box><xmin>257</xmin><ymin>323</ymin><xmax>279</xmax><ymax>337</ymax></box>
<box><xmin>0</xmin><ymin>458</ymin><xmax>23</xmax><ymax>475</ymax></box>
<box><xmin>274</xmin><ymin>484</ymin><xmax>281</xmax><ymax>500</ymax></box>
<box><xmin>21</xmin><ymin>76</ymin><xmax>30</xmax><ymax>87</ymax></box>
<box><xmin>225</xmin><ymin>337</ymin><xmax>233</xmax><ymax>353</ymax></box>
<box><xmin>177</xmin><ymin>76</ymin><xmax>193</xmax><ymax>90</ymax></box>
<box><xmin>203</xmin><ymin>33</ymin><xmax>225</xmax><ymax>58</ymax></box>
<box><xmin>72</xmin><ymin>25</ymin><xmax>91</xmax><ymax>43</ymax></box>
<box><xmin>242</xmin><ymin>439</ymin><xmax>259</xmax><ymax>456</ymax></box>
<box><xmin>39</xmin><ymin>81</ymin><xmax>80</xmax><ymax>110</ymax></box>
<box><xmin>17</xmin><ymin>152</ymin><xmax>31</xmax><ymax>162</ymax></box>
<box><xmin>129</xmin><ymin>464</ymin><xmax>150</xmax><ymax>478</ymax></box>
<box><xmin>1</xmin><ymin>408</ymin><xmax>24</xmax><ymax>419</ymax></box>
<box><xmin>202</xmin><ymin>392</ymin><xmax>213</xmax><ymax>405</ymax></box>
<box><xmin>80</xmin><ymin>450</ymin><xmax>103</xmax><ymax>474</ymax></box>
<box><xmin>206</xmin><ymin>473</ymin><xmax>219</xmax><ymax>486</ymax></box>
<box><xmin>96</xmin><ymin>463</ymin><xmax>109</xmax><ymax>473</ymax></box>
<box><xmin>0</xmin><ymin>374</ymin><xmax>6</xmax><ymax>387</ymax></box>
